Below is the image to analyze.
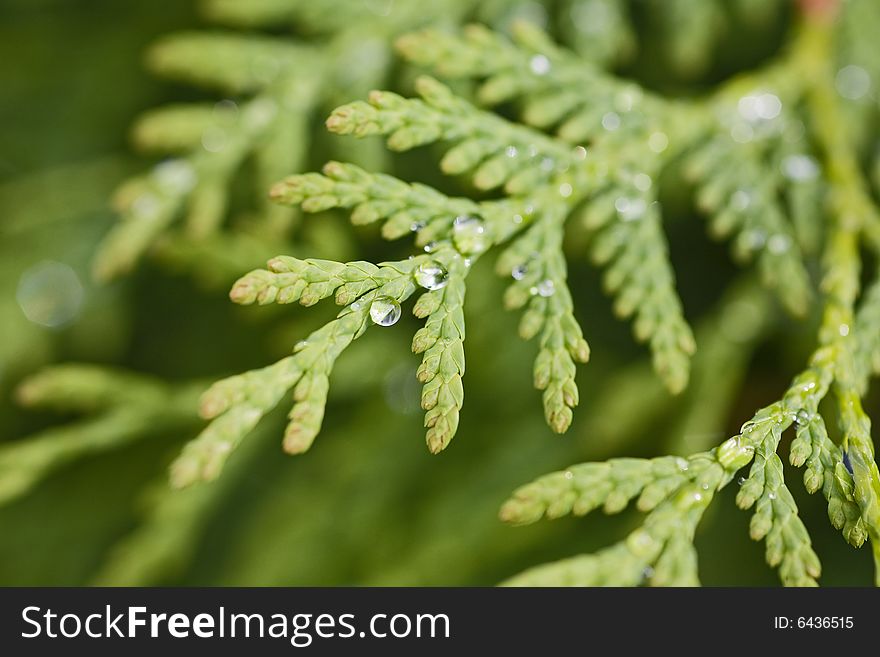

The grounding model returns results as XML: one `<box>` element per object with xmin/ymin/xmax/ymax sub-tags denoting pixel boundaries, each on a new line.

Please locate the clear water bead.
<box><xmin>648</xmin><ymin>132</ymin><xmax>668</xmax><ymax>153</ymax></box>
<box><xmin>601</xmin><ymin>112</ymin><xmax>621</xmax><ymax>131</ymax></box>
<box><xmin>782</xmin><ymin>154</ymin><xmax>819</xmax><ymax>181</ymax></box>
<box><xmin>201</xmin><ymin>126</ymin><xmax>228</xmax><ymax>153</ymax></box>
<box><xmin>512</xmin><ymin>264</ymin><xmax>528</xmax><ymax>281</ymax></box>
<box><xmin>536</xmin><ymin>279</ymin><xmax>555</xmax><ymax>297</ymax></box>
<box><xmin>529</xmin><ymin>54</ymin><xmax>551</xmax><ymax>75</ymax></box>
<box><xmin>633</xmin><ymin>173</ymin><xmax>652</xmax><ymax>192</ymax></box>
<box><xmin>767</xmin><ymin>234</ymin><xmax>791</xmax><ymax>254</ymax></box>
<box><xmin>132</xmin><ymin>193</ymin><xmax>160</xmax><ymax>218</ymax></box>
<box><xmin>414</xmin><ymin>262</ymin><xmax>449</xmax><ymax>290</ymax></box>
<box><xmin>731</xmin><ymin>190</ymin><xmax>752</xmax><ymax>211</ymax></box>
<box><xmin>17</xmin><ymin>260</ymin><xmax>85</xmax><ymax>328</ymax></box>
<box><xmin>742</xmin><ymin>229</ymin><xmax>767</xmax><ymax>250</ymax></box>
<box><xmin>452</xmin><ymin>214</ymin><xmax>488</xmax><ymax>254</ymax></box>
<box><xmin>737</xmin><ymin>93</ymin><xmax>782</xmax><ymax>122</ymax></box>
<box><xmin>795</xmin><ymin>409</ymin><xmax>812</xmax><ymax>425</ymax></box>
<box><xmin>615</xmin><ymin>196</ymin><xmax>646</xmax><ymax>221</ymax></box>
<box><xmin>835</xmin><ymin>65</ymin><xmax>871</xmax><ymax>100</ymax></box>
<box><xmin>154</xmin><ymin>160</ymin><xmax>196</xmax><ymax>194</ymax></box>
<box><xmin>369</xmin><ymin>297</ymin><xmax>402</xmax><ymax>326</ymax></box>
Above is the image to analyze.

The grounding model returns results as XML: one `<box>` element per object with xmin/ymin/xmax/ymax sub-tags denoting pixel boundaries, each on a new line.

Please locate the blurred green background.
<box><xmin>0</xmin><ymin>0</ymin><xmax>876</xmax><ymax>586</ymax></box>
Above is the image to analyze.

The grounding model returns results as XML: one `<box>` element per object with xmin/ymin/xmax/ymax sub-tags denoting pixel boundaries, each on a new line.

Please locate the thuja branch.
<box><xmin>502</xmin><ymin>7</ymin><xmax>880</xmax><ymax>587</ymax></box>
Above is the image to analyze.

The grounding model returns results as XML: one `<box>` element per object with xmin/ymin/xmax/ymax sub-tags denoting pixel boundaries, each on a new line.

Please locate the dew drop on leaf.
<box><xmin>414</xmin><ymin>262</ymin><xmax>449</xmax><ymax>290</ymax></box>
<box><xmin>536</xmin><ymin>280</ymin><xmax>555</xmax><ymax>297</ymax></box>
<box><xmin>369</xmin><ymin>297</ymin><xmax>402</xmax><ymax>326</ymax></box>
<box><xmin>452</xmin><ymin>214</ymin><xmax>488</xmax><ymax>254</ymax></box>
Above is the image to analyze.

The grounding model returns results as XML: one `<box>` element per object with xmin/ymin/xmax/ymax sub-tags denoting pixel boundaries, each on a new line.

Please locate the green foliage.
<box><xmin>4</xmin><ymin>0</ymin><xmax>880</xmax><ymax>588</ymax></box>
<box><xmin>1</xmin><ymin>365</ymin><xmax>200</xmax><ymax>507</ymax></box>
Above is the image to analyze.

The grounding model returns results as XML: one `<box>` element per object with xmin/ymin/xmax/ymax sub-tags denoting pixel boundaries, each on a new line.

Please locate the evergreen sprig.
<box><xmin>499</xmin><ymin>6</ymin><xmax>880</xmax><ymax>586</ymax></box>
<box><xmin>1</xmin><ymin>366</ymin><xmax>200</xmax><ymax>507</ymax></box>
<box><xmin>70</xmin><ymin>0</ymin><xmax>880</xmax><ymax>586</ymax></box>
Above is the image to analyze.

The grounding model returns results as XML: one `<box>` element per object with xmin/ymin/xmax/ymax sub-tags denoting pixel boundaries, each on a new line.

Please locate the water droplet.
<box><xmin>730</xmin><ymin>190</ymin><xmax>752</xmax><ymax>211</ymax></box>
<box><xmin>676</xmin><ymin>458</ymin><xmax>689</xmax><ymax>472</ymax></box>
<box><xmin>633</xmin><ymin>173</ymin><xmax>652</xmax><ymax>192</ymax></box>
<box><xmin>642</xmin><ymin>566</ymin><xmax>654</xmax><ymax>580</ymax></box>
<box><xmin>558</xmin><ymin>182</ymin><xmax>573</xmax><ymax>198</ymax></box>
<box><xmin>16</xmin><ymin>260</ymin><xmax>85</xmax><ymax>328</ymax></box>
<box><xmin>213</xmin><ymin>99</ymin><xmax>239</xmax><ymax>117</ymax></box>
<box><xmin>800</xmin><ymin>380</ymin><xmax>816</xmax><ymax>392</ymax></box>
<box><xmin>540</xmin><ymin>157</ymin><xmax>555</xmax><ymax>172</ymax></box>
<box><xmin>529</xmin><ymin>54</ymin><xmax>551</xmax><ymax>75</ymax></box>
<box><xmin>423</xmin><ymin>241</ymin><xmax>438</xmax><ymax>253</ymax></box>
<box><xmin>536</xmin><ymin>279</ymin><xmax>555</xmax><ymax>297</ymax></box>
<box><xmin>767</xmin><ymin>234</ymin><xmax>791</xmax><ymax>254</ymax></box>
<box><xmin>563</xmin><ymin>470</ymin><xmax>574</xmax><ymax>480</ymax></box>
<box><xmin>294</xmin><ymin>340</ymin><xmax>309</xmax><ymax>351</ymax></box>
<box><xmin>512</xmin><ymin>264</ymin><xmax>528</xmax><ymax>280</ymax></box>
<box><xmin>742</xmin><ymin>229</ymin><xmax>767</xmax><ymax>250</ymax></box>
<box><xmin>243</xmin><ymin>98</ymin><xmax>277</xmax><ymax>129</ymax></box>
<box><xmin>415</xmin><ymin>262</ymin><xmax>449</xmax><ymax>290</ymax></box>
<box><xmin>692</xmin><ymin>492</ymin><xmax>703</xmax><ymax>502</ymax></box>
<box><xmin>573</xmin><ymin>145</ymin><xmax>587</xmax><ymax>160</ymax></box>
<box><xmin>615</xmin><ymin>196</ymin><xmax>647</xmax><ymax>221</ymax></box>
<box><xmin>410</xmin><ymin>221</ymin><xmax>426</xmax><ymax>232</ymax></box>
<box><xmin>701</xmin><ymin>483</ymin><xmax>710</xmax><ymax>490</ymax></box>
<box><xmin>835</xmin><ymin>65</ymin><xmax>871</xmax><ymax>100</ymax></box>
<box><xmin>838</xmin><ymin>323</ymin><xmax>850</xmax><ymax>337</ymax></box>
<box><xmin>768</xmin><ymin>492</ymin><xmax>776</xmax><ymax>500</ymax></box>
<box><xmin>513</xmin><ymin>214</ymin><xmax>523</xmax><ymax>224</ymax></box>
<box><xmin>505</xmin><ymin>145</ymin><xmax>519</xmax><ymax>158</ymax></box>
<box><xmin>738</xmin><ymin>93</ymin><xmax>782</xmax><ymax>121</ymax></box>
<box><xmin>782</xmin><ymin>154</ymin><xmax>819</xmax><ymax>182</ymax></box>
<box><xmin>201</xmin><ymin>126</ymin><xmax>228</xmax><ymax>153</ymax></box>
<box><xmin>154</xmin><ymin>160</ymin><xmax>196</xmax><ymax>194</ymax></box>
<box><xmin>795</xmin><ymin>409</ymin><xmax>812</xmax><ymax>425</ymax></box>
<box><xmin>131</xmin><ymin>193</ymin><xmax>161</xmax><ymax>218</ymax></box>
<box><xmin>452</xmin><ymin>214</ymin><xmax>488</xmax><ymax>254</ymax></box>
<box><xmin>737</xmin><ymin>476</ymin><xmax>747</xmax><ymax>486</ymax></box>
<box><xmin>601</xmin><ymin>112</ymin><xmax>621</xmax><ymax>131</ymax></box>
<box><xmin>648</xmin><ymin>132</ymin><xmax>669</xmax><ymax>153</ymax></box>
<box><xmin>370</xmin><ymin>297</ymin><xmax>402</xmax><ymax>326</ymax></box>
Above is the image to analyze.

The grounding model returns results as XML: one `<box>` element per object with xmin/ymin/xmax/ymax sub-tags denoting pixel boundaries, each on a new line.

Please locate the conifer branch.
<box><xmin>2</xmin><ymin>366</ymin><xmax>200</xmax><ymax>507</ymax></box>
